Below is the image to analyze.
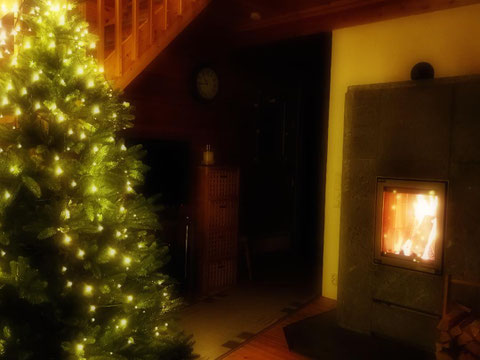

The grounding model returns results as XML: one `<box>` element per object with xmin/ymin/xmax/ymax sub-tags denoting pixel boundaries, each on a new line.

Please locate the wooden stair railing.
<box><xmin>79</xmin><ymin>0</ymin><xmax>211</xmax><ymax>90</ymax></box>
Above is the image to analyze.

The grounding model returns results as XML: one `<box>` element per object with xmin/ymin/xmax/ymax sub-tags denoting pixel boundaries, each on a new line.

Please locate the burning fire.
<box><xmin>382</xmin><ymin>190</ymin><xmax>439</xmax><ymax>262</ymax></box>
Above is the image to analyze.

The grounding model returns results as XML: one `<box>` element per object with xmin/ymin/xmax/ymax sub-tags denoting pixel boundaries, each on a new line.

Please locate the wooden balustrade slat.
<box><xmin>148</xmin><ymin>0</ymin><xmax>153</xmax><ymax>44</ymax></box>
<box><xmin>133</xmin><ymin>0</ymin><xmax>139</xmax><ymax>61</ymax></box>
<box><xmin>114</xmin><ymin>0</ymin><xmax>122</xmax><ymax>77</ymax></box>
<box><xmin>163</xmin><ymin>0</ymin><xmax>170</xmax><ymax>31</ymax></box>
<box><xmin>97</xmin><ymin>0</ymin><xmax>105</xmax><ymax>66</ymax></box>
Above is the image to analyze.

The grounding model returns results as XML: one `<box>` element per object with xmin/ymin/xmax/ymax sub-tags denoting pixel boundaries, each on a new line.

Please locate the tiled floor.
<box><xmin>180</xmin><ymin>281</ymin><xmax>316</xmax><ymax>359</ymax></box>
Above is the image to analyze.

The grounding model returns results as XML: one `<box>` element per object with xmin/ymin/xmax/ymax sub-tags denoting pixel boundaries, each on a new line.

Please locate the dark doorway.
<box><xmin>234</xmin><ymin>34</ymin><xmax>331</xmax><ymax>292</ymax></box>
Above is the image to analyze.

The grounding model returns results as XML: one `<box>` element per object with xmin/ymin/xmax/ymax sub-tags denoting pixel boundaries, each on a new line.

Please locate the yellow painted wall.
<box><xmin>323</xmin><ymin>4</ymin><xmax>480</xmax><ymax>299</ymax></box>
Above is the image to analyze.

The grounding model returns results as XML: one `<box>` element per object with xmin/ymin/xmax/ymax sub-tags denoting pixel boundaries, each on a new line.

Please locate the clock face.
<box><xmin>195</xmin><ymin>67</ymin><xmax>219</xmax><ymax>101</ymax></box>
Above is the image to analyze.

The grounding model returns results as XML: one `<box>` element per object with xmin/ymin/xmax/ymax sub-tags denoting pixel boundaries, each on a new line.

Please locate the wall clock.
<box><xmin>194</xmin><ymin>67</ymin><xmax>219</xmax><ymax>101</ymax></box>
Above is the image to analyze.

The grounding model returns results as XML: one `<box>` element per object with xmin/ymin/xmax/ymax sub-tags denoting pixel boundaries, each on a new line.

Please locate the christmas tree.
<box><xmin>0</xmin><ymin>0</ymin><xmax>193</xmax><ymax>358</ymax></box>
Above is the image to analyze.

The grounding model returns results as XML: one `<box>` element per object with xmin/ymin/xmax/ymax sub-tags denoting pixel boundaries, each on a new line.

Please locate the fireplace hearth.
<box><xmin>374</xmin><ymin>178</ymin><xmax>446</xmax><ymax>274</ymax></box>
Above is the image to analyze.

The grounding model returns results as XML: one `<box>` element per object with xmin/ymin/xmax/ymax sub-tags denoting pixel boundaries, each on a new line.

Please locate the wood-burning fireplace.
<box><xmin>374</xmin><ymin>178</ymin><xmax>446</xmax><ymax>274</ymax></box>
<box><xmin>337</xmin><ymin>76</ymin><xmax>480</xmax><ymax>351</ymax></box>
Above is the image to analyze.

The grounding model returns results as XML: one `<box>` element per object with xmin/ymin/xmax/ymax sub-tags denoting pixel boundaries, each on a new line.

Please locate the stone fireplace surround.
<box><xmin>338</xmin><ymin>75</ymin><xmax>480</xmax><ymax>352</ymax></box>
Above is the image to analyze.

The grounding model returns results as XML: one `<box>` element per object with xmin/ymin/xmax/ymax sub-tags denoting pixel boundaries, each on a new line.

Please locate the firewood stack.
<box><xmin>437</xmin><ymin>303</ymin><xmax>480</xmax><ymax>359</ymax></box>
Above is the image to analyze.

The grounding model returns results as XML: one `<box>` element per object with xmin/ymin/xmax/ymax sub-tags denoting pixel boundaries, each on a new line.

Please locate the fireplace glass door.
<box><xmin>374</xmin><ymin>178</ymin><xmax>446</xmax><ymax>273</ymax></box>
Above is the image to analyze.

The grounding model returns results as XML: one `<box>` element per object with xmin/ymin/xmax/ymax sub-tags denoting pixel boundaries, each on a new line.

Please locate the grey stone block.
<box><xmin>371</xmin><ymin>301</ymin><xmax>437</xmax><ymax>352</ymax></box>
<box><xmin>372</xmin><ymin>265</ymin><xmax>443</xmax><ymax>315</ymax></box>
<box><xmin>451</xmin><ymin>82</ymin><xmax>480</xmax><ymax>163</ymax></box>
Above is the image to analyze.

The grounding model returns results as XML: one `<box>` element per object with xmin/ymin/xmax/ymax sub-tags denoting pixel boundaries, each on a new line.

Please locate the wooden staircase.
<box><xmin>78</xmin><ymin>0</ymin><xmax>211</xmax><ymax>89</ymax></box>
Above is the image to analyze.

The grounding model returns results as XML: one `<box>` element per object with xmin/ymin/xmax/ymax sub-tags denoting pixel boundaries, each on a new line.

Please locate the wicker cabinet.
<box><xmin>195</xmin><ymin>166</ymin><xmax>239</xmax><ymax>296</ymax></box>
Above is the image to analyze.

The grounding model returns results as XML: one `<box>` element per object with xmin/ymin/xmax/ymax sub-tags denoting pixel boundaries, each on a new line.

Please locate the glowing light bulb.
<box><xmin>20</xmin><ymin>87</ymin><xmax>27</xmax><ymax>95</ymax></box>
<box><xmin>6</xmin><ymin>82</ymin><xmax>12</xmax><ymax>91</ymax></box>
<box><xmin>84</xmin><ymin>284</ymin><xmax>93</xmax><ymax>295</ymax></box>
<box><xmin>57</xmin><ymin>114</ymin><xmax>65</xmax><ymax>122</ymax></box>
<box><xmin>89</xmin><ymin>305</ymin><xmax>96</xmax><ymax>312</ymax></box>
<box><xmin>119</xmin><ymin>206</ymin><xmax>126</xmax><ymax>213</ymax></box>
<box><xmin>92</xmin><ymin>105</ymin><xmax>100</xmax><ymax>114</ymax></box>
<box><xmin>64</xmin><ymin>209</ymin><xmax>70</xmax><ymax>219</ymax></box>
<box><xmin>71</xmin><ymin>180</ymin><xmax>77</xmax><ymax>188</ymax></box>
<box><xmin>120</xmin><ymin>144</ymin><xmax>127</xmax><ymax>151</ymax></box>
<box><xmin>32</xmin><ymin>72</ymin><xmax>40</xmax><ymax>82</ymax></box>
<box><xmin>59</xmin><ymin>14</ymin><xmax>65</xmax><ymax>25</ymax></box>
<box><xmin>25</xmin><ymin>41</ymin><xmax>31</xmax><ymax>49</ymax></box>
<box><xmin>76</xmin><ymin>66</ymin><xmax>84</xmax><ymax>75</ymax></box>
<box><xmin>66</xmin><ymin>280</ymin><xmax>73</xmax><ymax>287</ymax></box>
<box><xmin>76</xmin><ymin>344</ymin><xmax>84</xmax><ymax>353</ymax></box>
<box><xmin>15</xmin><ymin>108</ymin><xmax>21</xmax><ymax>116</ymax></box>
<box><xmin>49</xmin><ymin>41</ymin><xmax>55</xmax><ymax>48</ymax></box>
<box><xmin>89</xmin><ymin>42</ymin><xmax>96</xmax><ymax>49</ymax></box>
<box><xmin>80</xmin><ymin>132</ymin><xmax>86</xmax><ymax>140</ymax></box>
<box><xmin>77</xmin><ymin>249</ymin><xmax>85</xmax><ymax>259</ymax></box>
<box><xmin>91</xmin><ymin>184</ymin><xmax>98</xmax><ymax>193</ymax></box>
<box><xmin>123</xmin><ymin>256</ymin><xmax>131</xmax><ymax>266</ymax></box>
<box><xmin>93</xmin><ymin>145</ymin><xmax>99</xmax><ymax>153</ymax></box>
<box><xmin>108</xmin><ymin>247</ymin><xmax>116</xmax><ymax>257</ymax></box>
<box><xmin>87</xmin><ymin>79</ymin><xmax>94</xmax><ymax>88</ymax></box>
<box><xmin>120</xmin><ymin>318</ymin><xmax>127</xmax><ymax>327</ymax></box>
<box><xmin>2</xmin><ymin>97</ymin><xmax>8</xmax><ymax>106</ymax></box>
<box><xmin>61</xmin><ymin>266</ymin><xmax>67</xmax><ymax>272</ymax></box>
<box><xmin>99</xmin><ymin>66</ymin><xmax>104</xmax><ymax>73</ymax></box>
<box><xmin>4</xmin><ymin>191</ymin><xmax>10</xmax><ymax>200</ymax></box>
<box><xmin>128</xmin><ymin>337</ymin><xmax>134</xmax><ymax>344</ymax></box>
<box><xmin>127</xmin><ymin>295</ymin><xmax>133</xmax><ymax>302</ymax></box>
<box><xmin>116</xmin><ymin>231</ymin><xmax>122</xmax><ymax>238</ymax></box>
<box><xmin>97</xmin><ymin>224</ymin><xmax>104</xmax><ymax>231</ymax></box>
<box><xmin>55</xmin><ymin>166</ymin><xmax>63</xmax><ymax>176</ymax></box>
<box><xmin>34</xmin><ymin>102</ymin><xmax>40</xmax><ymax>110</ymax></box>
<box><xmin>63</xmin><ymin>234</ymin><xmax>72</xmax><ymax>245</ymax></box>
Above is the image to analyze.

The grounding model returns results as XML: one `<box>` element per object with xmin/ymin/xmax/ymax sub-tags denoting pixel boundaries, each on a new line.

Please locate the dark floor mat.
<box><xmin>283</xmin><ymin>309</ymin><xmax>434</xmax><ymax>360</ymax></box>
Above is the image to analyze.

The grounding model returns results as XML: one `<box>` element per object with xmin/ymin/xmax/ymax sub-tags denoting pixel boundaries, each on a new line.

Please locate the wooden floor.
<box><xmin>220</xmin><ymin>296</ymin><xmax>337</xmax><ymax>360</ymax></box>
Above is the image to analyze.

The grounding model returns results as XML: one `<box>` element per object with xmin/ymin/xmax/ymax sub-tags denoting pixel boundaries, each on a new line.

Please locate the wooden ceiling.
<box><xmin>206</xmin><ymin>0</ymin><xmax>480</xmax><ymax>45</ymax></box>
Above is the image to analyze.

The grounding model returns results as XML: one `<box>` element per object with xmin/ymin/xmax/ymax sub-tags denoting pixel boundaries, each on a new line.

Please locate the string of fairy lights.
<box><xmin>0</xmin><ymin>0</ymin><xmax>176</xmax><ymax>357</ymax></box>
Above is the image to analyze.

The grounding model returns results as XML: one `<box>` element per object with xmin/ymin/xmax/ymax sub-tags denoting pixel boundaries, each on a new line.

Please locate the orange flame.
<box><xmin>382</xmin><ymin>190</ymin><xmax>438</xmax><ymax>262</ymax></box>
